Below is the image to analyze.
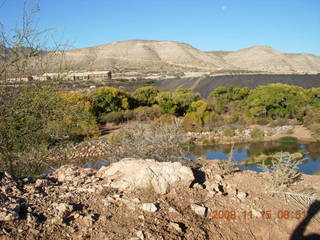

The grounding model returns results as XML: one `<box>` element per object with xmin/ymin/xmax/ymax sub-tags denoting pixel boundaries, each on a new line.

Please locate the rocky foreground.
<box><xmin>1</xmin><ymin>158</ymin><xmax>319</xmax><ymax>240</ymax></box>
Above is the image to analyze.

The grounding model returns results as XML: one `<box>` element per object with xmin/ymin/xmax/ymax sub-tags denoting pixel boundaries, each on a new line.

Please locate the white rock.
<box><xmin>140</xmin><ymin>203</ymin><xmax>158</xmax><ymax>212</ymax></box>
<box><xmin>237</xmin><ymin>191</ymin><xmax>248</xmax><ymax>199</ymax></box>
<box><xmin>168</xmin><ymin>207</ymin><xmax>179</xmax><ymax>214</ymax></box>
<box><xmin>169</xmin><ymin>222</ymin><xmax>182</xmax><ymax>232</ymax></box>
<box><xmin>193</xmin><ymin>183</ymin><xmax>204</xmax><ymax>189</ymax></box>
<box><xmin>53</xmin><ymin>203</ymin><xmax>73</xmax><ymax>217</ymax></box>
<box><xmin>136</xmin><ymin>230</ymin><xmax>144</xmax><ymax>239</ymax></box>
<box><xmin>190</xmin><ymin>204</ymin><xmax>206</xmax><ymax>217</ymax></box>
<box><xmin>120</xmin><ymin>197</ymin><xmax>140</xmax><ymax>210</ymax></box>
<box><xmin>97</xmin><ymin>158</ymin><xmax>194</xmax><ymax>194</ymax></box>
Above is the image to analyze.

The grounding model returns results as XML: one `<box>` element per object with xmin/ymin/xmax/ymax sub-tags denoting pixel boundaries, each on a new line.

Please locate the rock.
<box><xmin>136</xmin><ymin>230</ymin><xmax>144</xmax><ymax>239</ymax></box>
<box><xmin>193</xmin><ymin>183</ymin><xmax>204</xmax><ymax>189</ymax></box>
<box><xmin>97</xmin><ymin>158</ymin><xmax>194</xmax><ymax>194</ymax></box>
<box><xmin>51</xmin><ymin>165</ymin><xmax>95</xmax><ymax>183</ymax></box>
<box><xmin>0</xmin><ymin>209</ymin><xmax>19</xmax><ymax>221</ymax></box>
<box><xmin>237</xmin><ymin>191</ymin><xmax>248</xmax><ymax>200</ymax></box>
<box><xmin>139</xmin><ymin>203</ymin><xmax>158</xmax><ymax>212</ymax></box>
<box><xmin>169</xmin><ymin>222</ymin><xmax>182</xmax><ymax>232</ymax></box>
<box><xmin>120</xmin><ymin>197</ymin><xmax>140</xmax><ymax>210</ymax></box>
<box><xmin>168</xmin><ymin>207</ymin><xmax>179</xmax><ymax>214</ymax></box>
<box><xmin>53</xmin><ymin>203</ymin><xmax>73</xmax><ymax>217</ymax></box>
<box><xmin>190</xmin><ymin>204</ymin><xmax>207</xmax><ymax>217</ymax></box>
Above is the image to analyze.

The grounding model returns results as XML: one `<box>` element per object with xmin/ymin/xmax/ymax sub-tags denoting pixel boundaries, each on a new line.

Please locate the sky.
<box><xmin>0</xmin><ymin>0</ymin><xmax>320</xmax><ymax>55</ymax></box>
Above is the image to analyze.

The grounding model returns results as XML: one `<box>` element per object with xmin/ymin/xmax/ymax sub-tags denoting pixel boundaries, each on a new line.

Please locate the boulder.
<box><xmin>97</xmin><ymin>158</ymin><xmax>194</xmax><ymax>194</ymax></box>
<box><xmin>190</xmin><ymin>204</ymin><xmax>207</xmax><ymax>217</ymax></box>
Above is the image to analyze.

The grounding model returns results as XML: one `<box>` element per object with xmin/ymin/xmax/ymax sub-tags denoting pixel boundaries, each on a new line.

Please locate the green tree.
<box><xmin>156</xmin><ymin>88</ymin><xmax>200</xmax><ymax>116</ymax></box>
<box><xmin>90</xmin><ymin>87</ymin><xmax>132</xmax><ymax>117</ymax></box>
<box><xmin>132</xmin><ymin>86</ymin><xmax>159</xmax><ymax>106</ymax></box>
<box><xmin>246</xmin><ymin>84</ymin><xmax>311</xmax><ymax>121</ymax></box>
<box><xmin>210</xmin><ymin>86</ymin><xmax>250</xmax><ymax>113</ymax></box>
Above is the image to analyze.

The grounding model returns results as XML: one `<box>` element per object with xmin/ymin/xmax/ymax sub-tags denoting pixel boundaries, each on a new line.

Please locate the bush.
<box><xmin>156</xmin><ymin>88</ymin><xmax>200</xmax><ymax>116</ymax></box>
<box><xmin>132</xmin><ymin>86</ymin><xmax>159</xmax><ymax>106</ymax></box>
<box><xmin>154</xmin><ymin>114</ymin><xmax>177</xmax><ymax>125</ymax></box>
<box><xmin>111</xmin><ymin>119</ymin><xmax>187</xmax><ymax>162</ymax></box>
<box><xmin>99</xmin><ymin>111</ymin><xmax>125</xmax><ymax>124</ymax></box>
<box><xmin>223</xmin><ymin>128</ymin><xmax>235</xmax><ymax>137</ymax></box>
<box><xmin>0</xmin><ymin>89</ymin><xmax>99</xmax><ymax>176</ymax></box>
<box><xmin>134</xmin><ymin>105</ymin><xmax>161</xmax><ymax>121</ymax></box>
<box><xmin>90</xmin><ymin>87</ymin><xmax>132</xmax><ymax>116</ymax></box>
<box><xmin>250</xmin><ymin>128</ymin><xmax>264</xmax><ymax>139</ymax></box>
<box><xmin>246</xmin><ymin>84</ymin><xmax>311</xmax><ymax>121</ymax></box>
<box><xmin>259</xmin><ymin>152</ymin><xmax>304</xmax><ymax>189</ymax></box>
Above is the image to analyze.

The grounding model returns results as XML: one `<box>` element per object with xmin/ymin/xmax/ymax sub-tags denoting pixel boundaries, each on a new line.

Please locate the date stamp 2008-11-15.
<box><xmin>209</xmin><ymin>209</ymin><xmax>307</xmax><ymax>220</ymax></box>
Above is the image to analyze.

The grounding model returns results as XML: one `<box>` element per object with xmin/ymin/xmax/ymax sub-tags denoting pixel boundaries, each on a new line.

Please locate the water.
<box><xmin>43</xmin><ymin>141</ymin><xmax>320</xmax><ymax>176</ymax></box>
<box><xmin>191</xmin><ymin>141</ymin><xmax>320</xmax><ymax>175</ymax></box>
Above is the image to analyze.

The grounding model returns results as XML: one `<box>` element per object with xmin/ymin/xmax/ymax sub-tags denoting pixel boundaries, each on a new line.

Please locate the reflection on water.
<box><xmin>191</xmin><ymin>141</ymin><xmax>320</xmax><ymax>175</ymax></box>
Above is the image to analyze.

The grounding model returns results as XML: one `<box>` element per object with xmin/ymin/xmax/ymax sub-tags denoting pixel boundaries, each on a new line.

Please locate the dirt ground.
<box><xmin>1</xmin><ymin>159</ymin><xmax>319</xmax><ymax>240</ymax></box>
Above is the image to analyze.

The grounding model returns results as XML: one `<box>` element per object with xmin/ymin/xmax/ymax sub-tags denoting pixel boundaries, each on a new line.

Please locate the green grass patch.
<box><xmin>275</xmin><ymin>136</ymin><xmax>299</xmax><ymax>143</ymax></box>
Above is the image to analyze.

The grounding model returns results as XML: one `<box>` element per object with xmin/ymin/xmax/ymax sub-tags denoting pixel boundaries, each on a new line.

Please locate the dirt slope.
<box><xmin>1</xmin><ymin>159</ymin><xmax>319</xmax><ymax>240</ymax></box>
<box><xmin>223</xmin><ymin>46</ymin><xmax>312</xmax><ymax>73</ymax></box>
<box><xmin>64</xmin><ymin>40</ymin><xmax>233</xmax><ymax>72</ymax></box>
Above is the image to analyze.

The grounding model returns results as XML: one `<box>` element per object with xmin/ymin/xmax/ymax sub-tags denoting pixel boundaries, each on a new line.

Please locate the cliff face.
<box><xmin>1</xmin><ymin>158</ymin><xmax>319</xmax><ymax>239</ymax></box>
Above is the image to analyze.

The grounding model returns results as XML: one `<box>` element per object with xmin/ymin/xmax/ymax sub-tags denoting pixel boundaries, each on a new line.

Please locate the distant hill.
<box><xmin>58</xmin><ymin>40</ymin><xmax>320</xmax><ymax>74</ymax></box>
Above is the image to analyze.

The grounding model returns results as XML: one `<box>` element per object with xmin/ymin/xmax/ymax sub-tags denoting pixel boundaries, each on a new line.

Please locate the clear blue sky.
<box><xmin>1</xmin><ymin>0</ymin><xmax>320</xmax><ymax>55</ymax></box>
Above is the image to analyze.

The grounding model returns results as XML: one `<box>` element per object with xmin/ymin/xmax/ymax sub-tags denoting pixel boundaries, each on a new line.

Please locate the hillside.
<box><xmin>63</xmin><ymin>40</ymin><xmax>234</xmax><ymax>73</ymax></box>
<box><xmin>58</xmin><ymin>40</ymin><xmax>320</xmax><ymax>74</ymax></box>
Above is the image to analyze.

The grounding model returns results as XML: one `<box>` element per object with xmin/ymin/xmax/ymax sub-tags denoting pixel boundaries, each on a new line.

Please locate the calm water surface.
<box><xmin>191</xmin><ymin>141</ymin><xmax>320</xmax><ymax>175</ymax></box>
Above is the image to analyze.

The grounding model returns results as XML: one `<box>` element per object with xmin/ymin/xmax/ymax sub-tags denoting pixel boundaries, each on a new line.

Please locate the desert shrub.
<box><xmin>122</xmin><ymin>110</ymin><xmax>135</xmax><ymax>121</ymax></box>
<box><xmin>132</xmin><ymin>86</ymin><xmax>159</xmax><ymax>106</ymax></box>
<box><xmin>218</xmin><ymin>145</ymin><xmax>236</xmax><ymax>175</ymax></box>
<box><xmin>134</xmin><ymin>105</ymin><xmax>161</xmax><ymax>121</ymax></box>
<box><xmin>156</xmin><ymin>88</ymin><xmax>200</xmax><ymax>116</ymax></box>
<box><xmin>185</xmin><ymin>100</ymin><xmax>211</xmax><ymax>127</ymax></box>
<box><xmin>154</xmin><ymin>114</ymin><xmax>177</xmax><ymax>125</ymax></box>
<box><xmin>259</xmin><ymin>152</ymin><xmax>304</xmax><ymax>189</ymax></box>
<box><xmin>269</xmin><ymin>118</ymin><xmax>289</xmax><ymax>127</ymax></box>
<box><xmin>111</xmin><ymin>118</ymin><xmax>187</xmax><ymax>162</ymax></box>
<box><xmin>0</xmin><ymin>88</ymin><xmax>99</xmax><ymax>176</ymax></box>
<box><xmin>303</xmin><ymin>107</ymin><xmax>320</xmax><ymax>135</ymax></box>
<box><xmin>250</xmin><ymin>128</ymin><xmax>264</xmax><ymax>139</ymax></box>
<box><xmin>203</xmin><ymin>112</ymin><xmax>224</xmax><ymax>130</ymax></box>
<box><xmin>90</xmin><ymin>87</ymin><xmax>132</xmax><ymax>116</ymax></box>
<box><xmin>99</xmin><ymin>111</ymin><xmax>125</xmax><ymax>124</ymax></box>
<box><xmin>99</xmin><ymin>110</ymin><xmax>135</xmax><ymax>124</ymax></box>
<box><xmin>308</xmin><ymin>123</ymin><xmax>320</xmax><ymax>137</ymax></box>
<box><xmin>223</xmin><ymin>128</ymin><xmax>235</xmax><ymax>137</ymax></box>
<box><xmin>255</xmin><ymin>118</ymin><xmax>270</xmax><ymax>126</ymax></box>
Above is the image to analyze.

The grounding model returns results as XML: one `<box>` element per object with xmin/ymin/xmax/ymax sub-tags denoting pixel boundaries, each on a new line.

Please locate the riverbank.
<box><xmin>188</xmin><ymin>125</ymin><xmax>315</xmax><ymax>145</ymax></box>
<box><xmin>1</xmin><ymin>158</ymin><xmax>319</xmax><ymax>239</ymax></box>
